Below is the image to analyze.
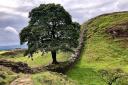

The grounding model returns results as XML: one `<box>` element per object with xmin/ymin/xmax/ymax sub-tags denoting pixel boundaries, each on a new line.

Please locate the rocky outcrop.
<box><xmin>106</xmin><ymin>22</ymin><xmax>128</xmax><ymax>38</ymax></box>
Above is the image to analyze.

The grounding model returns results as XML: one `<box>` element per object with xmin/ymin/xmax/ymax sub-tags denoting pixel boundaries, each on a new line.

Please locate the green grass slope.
<box><xmin>67</xmin><ymin>11</ymin><xmax>128</xmax><ymax>85</ymax></box>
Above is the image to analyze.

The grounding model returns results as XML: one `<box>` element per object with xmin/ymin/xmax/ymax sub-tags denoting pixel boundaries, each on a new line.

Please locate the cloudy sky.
<box><xmin>0</xmin><ymin>0</ymin><xmax>128</xmax><ymax>46</ymax></box>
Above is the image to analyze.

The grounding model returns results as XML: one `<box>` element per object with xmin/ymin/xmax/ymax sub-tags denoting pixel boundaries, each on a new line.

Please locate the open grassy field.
<box><xmin>0</xmin><ymin>50</ymin><xmax>71</xmax><ymax>67</ymax></box>
<box><xmin>67</xmin><ymin>12</ymin><xmax>128</xmax><ymax>85</ymax></box>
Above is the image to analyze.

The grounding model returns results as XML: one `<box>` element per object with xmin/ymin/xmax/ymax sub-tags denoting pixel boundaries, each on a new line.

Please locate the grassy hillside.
<box><xmin>67</xmin><ymin>11</ymin><xmax>128</xmax><ymax>85</ymax></box>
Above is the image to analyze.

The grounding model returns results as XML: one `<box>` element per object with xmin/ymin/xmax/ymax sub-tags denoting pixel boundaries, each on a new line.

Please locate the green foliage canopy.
<box><xmin>20</xmin><ymin>3</ymin><xmax>80</xmax><ymax>56</ymax></box>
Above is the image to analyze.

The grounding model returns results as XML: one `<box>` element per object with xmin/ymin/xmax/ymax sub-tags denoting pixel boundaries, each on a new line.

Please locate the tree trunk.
<box><xmin>51</xmin><ymin>50</ymin><xmax>58</xmax><ymax>64</ymax></box>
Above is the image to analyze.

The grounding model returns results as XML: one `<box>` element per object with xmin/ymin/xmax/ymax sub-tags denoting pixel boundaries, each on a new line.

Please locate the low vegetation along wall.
<box><xmin>0</xmin><ymin>29</ymin><xmax>86</xmax><ymax>74</ymax></box>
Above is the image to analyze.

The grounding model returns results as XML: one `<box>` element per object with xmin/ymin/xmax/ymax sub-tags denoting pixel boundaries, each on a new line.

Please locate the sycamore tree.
<box><xmin>20</xmin><ymin>3</ymin><xmax>80</xmax><ymax>64</ymax></box>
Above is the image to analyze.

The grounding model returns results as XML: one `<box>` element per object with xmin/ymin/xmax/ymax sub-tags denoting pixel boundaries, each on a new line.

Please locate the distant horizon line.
<box><xmin>0</xmin><ymin>44</ymin><xmax>26</xmax><ymax>46</ymax></box>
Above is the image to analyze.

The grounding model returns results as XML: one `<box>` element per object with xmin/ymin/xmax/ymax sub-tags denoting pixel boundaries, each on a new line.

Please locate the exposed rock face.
<box><xmin>106</xmin><ymin>22</ymin><xmax>128</xmax><ymax>38</ymax></box>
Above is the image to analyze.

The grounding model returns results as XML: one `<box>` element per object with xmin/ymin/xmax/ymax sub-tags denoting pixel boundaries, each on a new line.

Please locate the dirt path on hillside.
<box><xmin>10</xmin><ymin>75</ymin><xmax>33</xmax><ymax>85</ymax></box>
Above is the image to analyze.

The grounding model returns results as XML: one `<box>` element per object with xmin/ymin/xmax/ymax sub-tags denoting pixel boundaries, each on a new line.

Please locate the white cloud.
<box><xmin>4</xmin><ymin>26</ymin><xmax>18</xmax><ymax>35</ymax></box>
<box><xmin>0</xmin><ymin>27</ymin><xmax>19</xmax><ymax>46</ymax></box>
<box><xmin>42</xmin><ymin>0</ymin><xmax>128</xmax><ymax>23</ymax></box>
<box><xmin>0</xmin><ymin>0</ymin><xmax>35</xmax><ymax>18</ymax></box>
<box><xmin>0</xmin><ymin>0</ymin><xmax>128</xmax><ymax>45</ymax></box>
<box><xmin>0</xmin><ymin>0</ymin><xmax>128</xmax><ymax>23</ymax></box>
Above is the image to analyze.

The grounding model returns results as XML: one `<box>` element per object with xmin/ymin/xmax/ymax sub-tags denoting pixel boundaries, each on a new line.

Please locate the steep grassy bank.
<box><xmin>67</xmin><ymin>11</ymin><xmax>128</xmax><ymax>85</ymax></box>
